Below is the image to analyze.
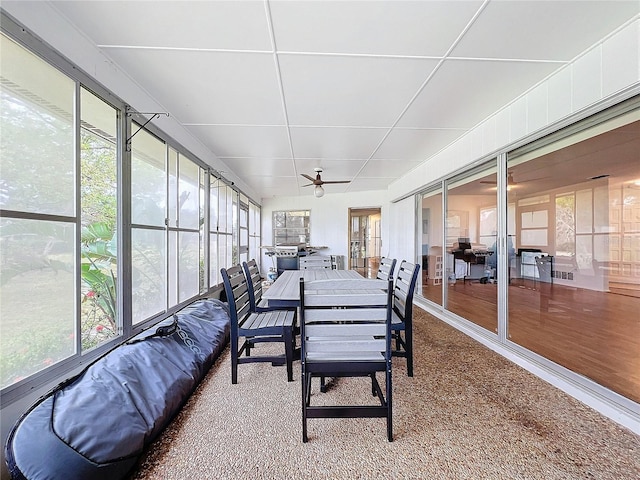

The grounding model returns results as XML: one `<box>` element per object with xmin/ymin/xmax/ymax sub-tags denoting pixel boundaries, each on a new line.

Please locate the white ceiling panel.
<box><xmin>18</xmin><ymin>0</ymin><xmax>637</xmax><ymax>201</ymax></box>
<box><xmin>290</xmin><ymin>126</ymin><xmax>387</xmax><ymax>159</ymax></box>
<box><xmin>106</xmin><ymin>49</ymin><xmax>285</xmax><ymax>125</ymax></box>
<box><xmin>186</xmin><ymin>125</ymin><xmax>291</xmax><ymax>158</ymax></box>
<box><xmin>219</xmin><ymin>157</ymin><xmax>294</xmax><ymax>178</ymax></box>
<box><xmin>269</xmin><ymin>0</ymin><xmax>484</xmax><ymax>56</ymax></box>
<box><xmin>52</xmin><ymin>1</ymin><xmax>272</xmax><ymax>50</ymax></box>
<box><xmin>452</xmin><ymin>1</ymin><xmax>640</xmax><ymax>61</ymax></box>
<box><xmin>373</xmin><ymin>128</ymin><xmax>467</xmax><ymax>161</ymax></box>
<box><xmin>347</xmin><ymin>177</ymin><xmax>397</xmax><ymax>193</ymax></box>
<box><xmin>278</xmin><ymin>54</ymin><xmax>440</xmax><ymax>126</ymax></box>
<box><xmin>398</xmin><ymin>59</ymin><xmax>561</xmax><ymax>129</ymax></box>
<box><xmin>359</xmin><ymin>159</ymin><xmax>424</xmax><ymax>178</ymax></box>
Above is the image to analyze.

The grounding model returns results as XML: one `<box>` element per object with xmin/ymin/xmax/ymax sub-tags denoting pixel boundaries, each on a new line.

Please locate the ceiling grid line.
<box><xmin>263</xmin><ymin>0</ymin><xmax>299</xmax><ymax>194</ymax></box>
<box><xmin>345</xmin><ymin>0</ymin><xmax>492</xmax><ymax>192</ymax></box>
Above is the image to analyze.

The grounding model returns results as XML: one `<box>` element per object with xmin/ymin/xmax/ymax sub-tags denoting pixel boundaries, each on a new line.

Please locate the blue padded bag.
<box><xmin>5</xmin><ymin>299</ymin><xmax>230</xmax><ymax>480</ymax></box>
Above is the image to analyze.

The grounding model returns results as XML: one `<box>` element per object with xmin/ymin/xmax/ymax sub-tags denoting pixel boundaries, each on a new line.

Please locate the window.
<box><xmin>1</xmin><ymin>34</ymin><xmax>79</xmax><ymax>387</ymax></box>
<box><xmin>273</xmin><ymin>210</ymin><xmax>310</xmax><ymax>245</ymax></box>
<box><xmin>249</xmin><ymin>201</ymin><xmax>261</xmax><ymax>262</ymax></box>
<box><xmin>209</xmin><ymin>177</ymin><xmax>235</xmax><ymax>287</ymax></box>
<box><xmin>131</xmin><ymin>127</ymin><xmax>167</xmax><ymax>324</ymax></box>
<box><xmin>239</xmin><ymin>194</ymin><xmax>249</xmax><ymax>265</ymax></box>
<box><xmin>0</xmin><ymin>23</ymin><xmax>260</xmax><ymax>403</ymax></box>
<box><xmin>80</xmin><ymin>88</ymin><xmax>119</xmax><ymax>352</ymax></box>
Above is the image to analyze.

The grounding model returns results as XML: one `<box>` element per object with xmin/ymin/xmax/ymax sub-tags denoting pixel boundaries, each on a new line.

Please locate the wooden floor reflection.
<box><xmin>421</xmin><ymin>278</ymin><xmax>640</xmax><ymax>404</ymax></box>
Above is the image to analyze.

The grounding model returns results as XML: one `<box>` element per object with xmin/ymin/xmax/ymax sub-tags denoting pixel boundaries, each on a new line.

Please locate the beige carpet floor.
<box><xmin>131</xmin><ymin>308</ymin><xmax>639</xmax><ymax>480</ymax></box>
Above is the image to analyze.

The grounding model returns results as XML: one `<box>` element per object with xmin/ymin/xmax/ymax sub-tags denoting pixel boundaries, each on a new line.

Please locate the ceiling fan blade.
<box><xmin>480</xmin><ymin>180</ymin><xmax>497</xmax><ymax>184</ymax></box>
<box><xmin>301</xmin><ymin>182</ymin><xmax>314</xmax><ymax>187</ymax></box>
<box><xmin>517</xmin><ymin>175</ymin><xmax>551</xmax><ymax>183</ymax></box>
<box><xmin>320</xmin><ymin>180</ymin><xmax>350</xmax><ymax>184</ymax></box>
<box><xmin>301</xmin><ymin>173</ymin><xmax>316</xmax><ymax>182</ymax></box>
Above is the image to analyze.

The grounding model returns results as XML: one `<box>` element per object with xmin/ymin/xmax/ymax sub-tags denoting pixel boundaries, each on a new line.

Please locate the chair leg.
<box><xmin>231</xmin><ymin>332</ymin><xmax>239</xmax><ymax>385</ymax></box>
<box><xmin>302</xmin><ymin>371</ymin><xmax>309</xmax><ymax>442</ymax></box>
<box><xmin>406</xmin><ymin>326</ymin><xmax>414</xmax><ymax>377</ymax></box>
<box><xmin>387</xmin><ymin>362</ymin><xmax>393</xmax><ymax>442</ymax></box>
<box><xmin>305</xmin><ymin>373</ymin><xmax>312</xmax><ymax>407</ymax></box>
<box><xmin>284</xmin><ymin>327</ymin><xmax>294</xmax><ymax>382</ymax></box>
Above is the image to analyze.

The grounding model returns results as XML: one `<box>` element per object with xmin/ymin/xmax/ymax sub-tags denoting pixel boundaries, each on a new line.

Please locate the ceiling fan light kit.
<box><xmin>301</xmin><ymin>167</ymin><xmax>350</xmax><ymax>197</ymax></box>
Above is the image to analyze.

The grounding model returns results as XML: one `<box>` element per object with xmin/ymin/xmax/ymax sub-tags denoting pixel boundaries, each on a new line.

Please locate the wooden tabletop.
<box><xmin>263</xmin><ymin>269</ymin><xmax>385</xmax><ymax>307</ymax></box>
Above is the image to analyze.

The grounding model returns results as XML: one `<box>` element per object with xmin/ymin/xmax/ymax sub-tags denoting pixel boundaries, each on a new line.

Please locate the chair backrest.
<box><xmin>220</xmin><ymin>265</ymin><xmax>250</xmax><ymax>328</ymax></box>
<box><xmin>393</xmin><ymin>261</ymin><xmax>420</xmax><ymax>324</ymax></box>
<box><xmin>242</xmin><ymin>259</ymin><xmax>263</xmax><ymax>312</ymax></box>
<box><xmin>300</xmin><ymin>278</ymin><xmax>394</xmax><ymax>363</ymax></box>
<box><xmin>376</xmin><ymin>257</ymin><xmax>397</xmax><ymax>281</ymax></box>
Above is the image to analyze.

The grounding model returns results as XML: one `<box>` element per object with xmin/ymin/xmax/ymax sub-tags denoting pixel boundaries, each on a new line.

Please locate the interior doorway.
<box><xmin>348</xmin><ymin>208</ymin><xmax>382</xmax><ymax>278</ymax></box>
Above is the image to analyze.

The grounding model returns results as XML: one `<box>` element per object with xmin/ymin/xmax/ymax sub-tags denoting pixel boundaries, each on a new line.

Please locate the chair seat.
<box><xmin>239</xmin><ymin>310</ymin><xmax>295</xmax><ymax>333</ymax></box>
<box><xmin>306</xmin><ymin>352</ymin><xmax>385</xmax><ymax>362</ymax></box>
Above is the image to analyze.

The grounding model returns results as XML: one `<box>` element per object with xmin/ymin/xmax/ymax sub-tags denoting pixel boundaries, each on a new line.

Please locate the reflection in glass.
<box><xmin>445</xmin><ymin>165</ymin><xmax>498</xmax><ymax>333</ymax></box>
<box><xmin>0</xmin><ymin>219</ymin><xmax>75</xmax><ymax>388</ymax></box>
<box><xmin>131</xmin><ymin>228</ymin><xmax>166</xmax><ymax>324</ymax></box>
<box><xmin>0</xmin><ymin>34</ymin><xmax>75</xmax><ymax>216</ymax></box>
<box><xmin>131</xmin><ymin>128</ymin><xmax>166</xmax><ymax>227</ymax></box>
<box><xmin>507</xmin><ymin>114</ymin><xmax>640</xmax><ymax>403</ymax></box>
<box><xmin>179</xmin><ymin>231</ymin><xmax>199</xmax><ymax>302</ymax></box>
<box><xmin>420</xmin><ymin>190</ymin><xmax>443</xmax><ymax>306</ymax></box>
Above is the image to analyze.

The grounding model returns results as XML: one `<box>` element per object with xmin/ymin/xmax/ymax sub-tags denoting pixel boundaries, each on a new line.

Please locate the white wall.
<box><xmin>260</xmin><ymin>190</ymin><xmax>390</xmax><ymax>272</ymax></box>
<box><xmin>388</xmin><ymin>196</ymin><xmax>416</xmax><ymax>264</ymax></box>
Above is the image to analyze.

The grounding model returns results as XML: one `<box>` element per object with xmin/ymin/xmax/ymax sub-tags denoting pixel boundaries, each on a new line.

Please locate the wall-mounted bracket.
<box><xmin>126</xmin><ymin>107</ymin><xmax>169</xmax><ymax>150</ymax></box>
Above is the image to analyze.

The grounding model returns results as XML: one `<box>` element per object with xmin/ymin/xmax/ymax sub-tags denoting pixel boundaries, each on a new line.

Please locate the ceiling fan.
<box><xmin>301</xmin><ymin>168</ymin><xmax>350</xmax><ymax>197</ymax></box>
<box><xmin>480</xmin><ymin>171</ymin><xmax>547</xmax><ymax>187</ymax></box>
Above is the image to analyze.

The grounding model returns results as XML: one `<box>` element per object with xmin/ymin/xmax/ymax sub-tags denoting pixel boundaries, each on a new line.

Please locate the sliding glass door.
<box><xmin>445</xmin><ymin>164</ymin><xmax>498</xmax><ymax>334</ymax></box>
<box><xmin>506</xmin><ymin>109</ymin><xmax>640</xmax><ymax>403</ymax></box>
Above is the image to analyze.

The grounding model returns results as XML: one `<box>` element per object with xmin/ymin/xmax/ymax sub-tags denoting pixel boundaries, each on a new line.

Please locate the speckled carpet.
<box><xmin>131</xmin><ymin>308</ymin><xmax>639</xmax><ymax>480</ymax></box>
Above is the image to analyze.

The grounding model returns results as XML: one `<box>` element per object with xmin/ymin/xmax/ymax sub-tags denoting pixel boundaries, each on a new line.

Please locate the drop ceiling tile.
<box><xmin>347</xmin><ymin>177</ymin><xmax>396</xmax><ymax>192</ymax></box>
<box><xmin>186</xmin><ymin>125</ymin><xmax>291</xmax><ymax>158</ymax></box>
<box><xmin>219</xmin><ymin>157</ymin><xmax>294</xmax><ymax>178</ymax></box>
<box><xmin>53</xmin><ymin>0</ymin><xmax>272</xmax><ymax>50</ymax></box>
<box><xmin>289</xmin><ymin>126</ymin><xmax>387</xmax><ymax>159</ymax></box>
<box><xmin>243</xmin><ymin>175</ymin><xmax>298</xmax><ymax>190</ymax></box>
<box><xmin>452</xmin><ymin>1</ymin><xmax>639</xmax><ymax>61</ymax></box>
<box><xmin>270</xmin><ymin>0</ymin><xmax>483</xmax><ymax>56</ymax></box>
<box><xmin>278</xmin><ymin>54</ymin><xmax>439</xmax><ymax>127</ymax></box>
<box><xmin>105</xmin><ymin>49</ymin><xmax>284</xmax><ymax>125</ymax></box>
<box><xmin>398</xmin><ymin>59</ymin><xmax>560</xmax><ymax>129</ymax></box>
<box><xmin>373</xmin><ymin>128</ymin><xmax>467</xmax><ymax>161</ymax></box>
<box><xmin>248</xmin><ymin>177</ymin><xmax>301</xmax><ymax>198</ymax></box>
<box><xmin>359</xmin><ymin>159</ymin><xmax>423</xmax><ymax>178</ymax></box>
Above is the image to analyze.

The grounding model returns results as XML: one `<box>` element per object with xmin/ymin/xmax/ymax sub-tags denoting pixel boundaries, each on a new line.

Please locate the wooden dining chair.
<box><xmin>391</xmin><ymin>260</ymin><xmax>421</xmax><ymax>377</ymax></box>
<box><xmin>376</xmin><ymin>257</ymin><xmax>397</xmax><ymax>282</ymax></box>
<box><xmin>299</xmin><ymin>277</ymin><xmax>394</xmax><ymax>442</ymax></box>
<box><xmin>221</xmin><ymin>265</ymin><xmax>296</xmax><ymax>384</ymax></box>
<box><xmin>242</xmin><ymin>259</ymin><xmax>295</xmax><ymax>312</ymax></box>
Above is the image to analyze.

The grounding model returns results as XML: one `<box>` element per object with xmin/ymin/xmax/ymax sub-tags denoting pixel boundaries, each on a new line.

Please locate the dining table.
<box><xmin>263</xmin><ymin>269</ymin><xmax>387</xmax><ymax>309</ymax></box>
